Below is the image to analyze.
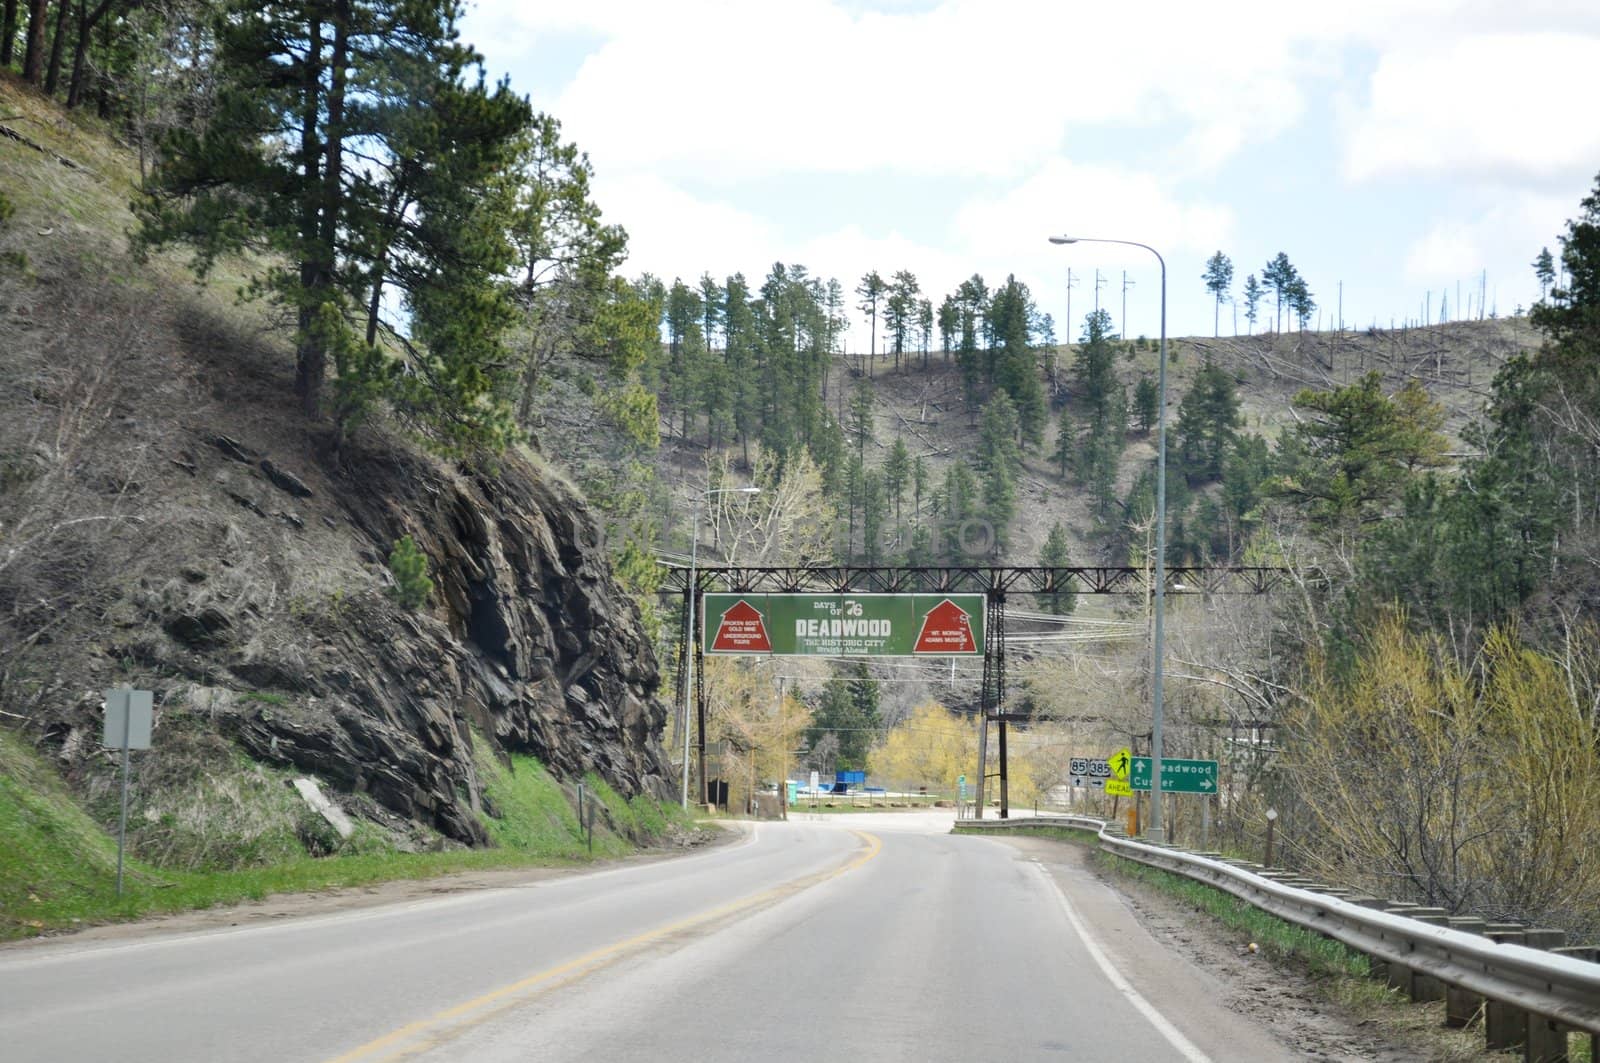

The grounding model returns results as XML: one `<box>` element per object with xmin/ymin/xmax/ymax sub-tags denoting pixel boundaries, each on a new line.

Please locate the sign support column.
<box><xmin>975</xmin><ymin>703</ymin><xmax>989</xmax><ymax>820</ymax></box>
<box><xmin>695</xmin><ymin>609</ymin><xmax>707</xmax><ymax>808</ymax></box>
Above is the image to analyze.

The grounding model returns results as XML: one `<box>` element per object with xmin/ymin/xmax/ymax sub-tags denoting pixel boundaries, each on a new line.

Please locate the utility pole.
<box><xmin>1121</xmin><ymin>271</ymin><xmax>1135</xmax><ymax>339</ymax></box>
<box><xmin>1065</xmin><ymin>268</ymin><xmax>1078</xmax><ymax>346</ymax></box>
<box><xmin>1094</xmin><ymin>269</ymin><xmax>1107</xmax><ymax>315</ymax></box>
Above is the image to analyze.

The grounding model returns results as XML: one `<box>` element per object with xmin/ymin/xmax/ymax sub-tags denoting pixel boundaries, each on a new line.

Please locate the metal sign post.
<box><xmin>102</xmin><ymin>689</ymin><xmax>153</xmax><ymax>897</ymax></box>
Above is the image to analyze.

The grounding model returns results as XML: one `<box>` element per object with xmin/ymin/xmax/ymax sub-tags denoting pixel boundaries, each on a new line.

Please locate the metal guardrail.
<box><xmin>957</xmin><ymin>816</ymin><xmax>1600</xmax><ymax>1052</ymax></box>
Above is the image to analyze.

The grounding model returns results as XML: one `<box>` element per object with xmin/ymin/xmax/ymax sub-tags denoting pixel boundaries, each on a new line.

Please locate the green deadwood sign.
<box><xmin>702</xmin><ymin>593</ymin><xmax>986</xmax><ymax>657</ymax></box>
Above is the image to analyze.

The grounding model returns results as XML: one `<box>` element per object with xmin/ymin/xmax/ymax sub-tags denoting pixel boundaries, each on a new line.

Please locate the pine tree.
<box><xmin>954</xmin><ymin>274</ymin><xmax>987</xmax><ymax>410</ymax></box>
<box><xmin>884</xmin><ymin>437</ymin><xmax>910</xmax><ymax>523</ymax></box>
<box><xmin>1262</xmin><ymin>253</ymin><xmax>1298</xmax><ymax>332</ymax></box>
<box><xmin>1288</xmin><ymin>276</ymin><xmax>1316</xmax><ymax>332</ymax></box>
<box><xmin>1533</xmin><ymin>246</ymin><xmax>1555</xmax><ymax>302</ymax></box>
<box><xmin>937</xmin><ymin>294</ymin><xmax>958</xmax><ymax>361</ymax></box>
<box><xmin>809</xmin><ymin>664</ymin><xmax>881</xmax><ymax>770</ymax></box>
<box><xmin>1174</xmin><ymin>359</ymin><xmax>1241</xmax><ymax>483</ymax></box>
<box><xmin>1242</xmin><ymin>274</ymin><xmax>1263</xmax><ymax>335</ymax></box>
<box><xmin>848</xmin><ymin>376</ymin><xmax>874</xmax><ymax>464</ymax></box>
<box><xmin>1202</xmin><ymin>251</ymin><xmax>1234</xmax><ymax>337</ymax></box>
<box><xmin>1270</xmin><ymin>373</ymin><xmax>1448</xmax><ymax>532</ymax></box>
<box><xmin>1133</xmin><ymin>375</ymin><xmax>1158</xmax><ymax>434</ymax></box>
<box><xmin>1038</xmin><ymin>522</ymin><xmax>1077</xmax><ymax>615</ymax></box>
<box><xmin>856</xmin><ymin>270</ymin><xmax>887</xmax><ymax>375</ymax></box>
<box><xmin>1071</xmin><ymin>308</ymin><xmax>1119</xmax><ymax>413</ymax></box>
<box><xmin>911</xmin><ymin>455</ymin><xmax>927</xmax><ymax>520</ymax></box>
<box><xmin>136</xmin><ymin>0</ymin><xmax>530</xmax><ymax>450</ymax></box>
<box><xmin>1052</xmin><ymin>408</ymin><xmax>1074</xmax><ymax>480</ymax></box>
<box><xmin>979</xmin><ymin>393</ymin><xmax>1022</xmax><ymax>550</ymax></box>
<box><xmin>507</xmin><ymin>112</ymin><xmax>627</xmax><ymax>424</ymax></box>
<box><xmin>918</xmin><ymin>298</ymin><xmax>934</xmax><ymax>370</ymax></box>
<box><xmin>884</xmin><ymin>270</ymin><xmax>921</xmax><ymax>372</ymax></box>
<box><xmin>944</xmin><ymin>463</ymin><xmax>978</xmax><ymax>523</ymax></box>
<box><xmin>861</xmin><ymin>470</ymin><xmax>888</xmax><ymax>563</ymax></box>
<box><xmin>724</xmin><ymin>273</ymin><xmax>760</xmax><ymax>465</ymax></box>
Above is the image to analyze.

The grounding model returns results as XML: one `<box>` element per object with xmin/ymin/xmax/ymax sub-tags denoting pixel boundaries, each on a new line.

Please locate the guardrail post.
<box><xmin>1484</xmin><ymin>926</ymin><xmax>1529</xmax><ymax>1052</ymax></box>
<box><xmin>1552</xmin><ymin>948</ymin><xmax>1600</xmax><ymax>1062</ymax></box>
<box><xmin>1408</xmin><ymin>911</ymin><xmax>1450</xmax><ymax>1002</ymax></box>
<box><xmin>1379</xmin><ymin>904</ymin><xmax>1428</xmax><ymax>993</ymax></box>
<box><xmin>1521</xmin><ymin>929</ymin><xmax>1568</xmax><ymax>1063</ymax></box>
<box><xmin>1347</xmin><ymin>897</ymin><xmax>1389</xmax><ymax>979</ymax></box>
<box><xmin>1444</xmin><ymin>917</ymin><xmax>1487</xmax><ymax>1027</ymax></box>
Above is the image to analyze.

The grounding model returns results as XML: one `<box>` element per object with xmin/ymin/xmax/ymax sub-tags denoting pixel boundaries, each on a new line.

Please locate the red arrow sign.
<box><xmin>710</xmin><ymin>599</ymin><xmax>772</xmax><ymax>653</ymax></box>
<box><xmin>913</xmin><ymin>598</ymin><xmax>977</xmax><ymax>653</ymax></box>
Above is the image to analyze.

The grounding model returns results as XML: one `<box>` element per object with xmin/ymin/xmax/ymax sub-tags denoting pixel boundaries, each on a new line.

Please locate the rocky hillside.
<box><xmin>0</xmin><ymin>80</ymin><xmax>670</xmax><ymax>852</ymax></box>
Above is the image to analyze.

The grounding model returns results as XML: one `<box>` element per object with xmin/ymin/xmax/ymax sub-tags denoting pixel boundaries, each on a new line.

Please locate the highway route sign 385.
<box><xmin>1070</xmin><ymin>748</ymin><xmax>1134</xmax><ymax>796</ymax></box>
<box><xmin>1068</xmin><ymin>756</ymin><xmax>1112</xmax><ymax>789</ymax></box>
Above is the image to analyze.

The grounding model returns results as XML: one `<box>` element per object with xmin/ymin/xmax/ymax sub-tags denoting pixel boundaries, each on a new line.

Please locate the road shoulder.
<box><xmin>1000</xmin><ymin>834</ymin><xmax>1436</xmax><ymax>1062</ymax></box>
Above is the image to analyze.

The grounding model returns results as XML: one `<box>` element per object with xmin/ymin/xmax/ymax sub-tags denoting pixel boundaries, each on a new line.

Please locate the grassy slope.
<box><xmin>1</xmin><ymin>727</ymin><xmax>697</xmax><ymax>941</ymax></box>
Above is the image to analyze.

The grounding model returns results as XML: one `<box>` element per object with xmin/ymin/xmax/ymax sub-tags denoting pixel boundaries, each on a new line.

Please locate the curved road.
<box><xmin>0</xmin><ymin>812</ymin><xmax>1291</xmax><ymax>1061</ymax></box>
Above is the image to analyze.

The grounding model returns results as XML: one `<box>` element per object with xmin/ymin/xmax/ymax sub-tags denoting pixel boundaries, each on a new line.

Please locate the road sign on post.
<box><xmin>1104</xmin><ymin>747</ymin><xmax>1134</xmax><ymax>797</ymax></box>
<box><xmin>1068</xmin><ymin>756</ymin><xmax>1111</xmax><ymax>790</ymax></box>
<box><xmin>103</xmin><ymin>689</ymin><xmax>153</xmax><ymax>897</ymax></box>
<box><xmin>1130</xmin><ymin>756</ymin><xmax>1218</xmax><ymax>794</ymax></box>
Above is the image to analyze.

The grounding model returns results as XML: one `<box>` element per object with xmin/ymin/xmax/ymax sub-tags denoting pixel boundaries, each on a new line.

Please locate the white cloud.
<box><xmin>1344</xmin><ymin>32</ymin><xmax>1600</xmax><ymax>184</ymax></box>
<box><xmin>1403</xmin><ymin>191</ymin><xmax>1575</xmax><ymax>286</ymax></box>
<box><xmin>457</xmin><ymin>0</ymin><xmax>1600</xmax><ymax>335</ymax></box>
<box><xmin>597</xmin><ymin>161</ymin><xmax>1231</xmax><ymax>343</ymax></box>
<box><xmin>597</xmin><ymin>172</ymin><xmax>973</xmax><ymax>323</ymax></box>
<box><xmin>953</xmin><ymin>160</ymin><xmax>1234</xmax><ymax>263</ymax></box>
<box><xmin>475</xmin><ymin>0</ymin><xmax>1329</xmax><ymax>183</ymax></box>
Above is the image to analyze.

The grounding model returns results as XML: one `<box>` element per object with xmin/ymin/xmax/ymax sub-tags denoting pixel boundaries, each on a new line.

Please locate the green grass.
<box><xmin>474</xmin><ymin>742</ymin><xmax>621</xmax><ymax>859</ymax></box>
<box><xmin>0</xmin><ymin>727</ymin><xmax>690</xmax><ymax>941</ymax></box>
<box><xmin>1093</xmin><ymin>848</ymin><xmax>1370</xmax><ymax>979</ymax></box>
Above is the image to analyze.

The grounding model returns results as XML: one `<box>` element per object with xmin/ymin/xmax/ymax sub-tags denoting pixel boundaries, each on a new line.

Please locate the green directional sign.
<box><xmin>703</xmin><ymin>593</ymin><xmax>985</xmax><ymax>657</ymax></box>
<box><xmin>1130</xmin><ymin>756</ymin><xmax>1219</xmax><ymax>794</ymax></box>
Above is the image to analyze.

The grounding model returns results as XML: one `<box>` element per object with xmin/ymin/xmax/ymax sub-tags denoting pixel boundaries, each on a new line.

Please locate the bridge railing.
<box><xmin>956</xmin><ymin>816</ymin><xmax>1600</xmax><ymax>1059</ymax></box>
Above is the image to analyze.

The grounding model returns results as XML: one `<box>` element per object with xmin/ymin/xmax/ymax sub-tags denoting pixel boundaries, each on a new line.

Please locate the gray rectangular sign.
<box><xmin>102</xmin><ymin>689</ymin><xmax>153</xmax><ymax>750</ymax></box>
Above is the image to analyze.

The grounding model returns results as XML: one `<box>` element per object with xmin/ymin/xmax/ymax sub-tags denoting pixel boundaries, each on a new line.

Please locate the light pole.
<box><xmin>681</xmin><ymin>484</ymin><xmax>761</xmax><ymax>810</ymax></box>
<box><xmin>1049</xmin><ymin>233</ymin><xmax>1169</xmax><ymax>842</ymax></box>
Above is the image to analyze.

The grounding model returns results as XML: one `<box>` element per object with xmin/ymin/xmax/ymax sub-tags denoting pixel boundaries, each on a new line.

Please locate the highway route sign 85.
<box><xmin>1068</xmin><ymin>756</ymin><xmax>1112</xmax><ymax>789</ymax></box>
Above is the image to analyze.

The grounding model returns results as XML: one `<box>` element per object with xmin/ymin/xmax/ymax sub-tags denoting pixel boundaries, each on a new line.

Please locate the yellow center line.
<box><xmin>323</xmin><ymin>829</ymin><xmax>882</xmax><ymax>1063</ymax></box>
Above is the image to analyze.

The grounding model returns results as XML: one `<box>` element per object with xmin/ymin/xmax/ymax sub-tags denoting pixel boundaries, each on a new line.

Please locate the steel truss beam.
<box><xmin>656</xmin><ymin>564</ymin><xmax>1288</xmax><ymax>596</ymax></box>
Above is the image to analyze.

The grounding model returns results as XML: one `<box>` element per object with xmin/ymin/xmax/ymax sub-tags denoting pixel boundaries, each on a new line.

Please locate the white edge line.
<box><xmin>1035</xmin><ymin>861</ymin><xmax>1212</xmax><ymax>1063</ymax></box>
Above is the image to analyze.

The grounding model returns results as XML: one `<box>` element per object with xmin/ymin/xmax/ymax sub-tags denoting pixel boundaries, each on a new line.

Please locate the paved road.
<box><xmin>0</xmin><ymin>812</ymin><xmax>1290</xmax><ymax>1061</ymax></box>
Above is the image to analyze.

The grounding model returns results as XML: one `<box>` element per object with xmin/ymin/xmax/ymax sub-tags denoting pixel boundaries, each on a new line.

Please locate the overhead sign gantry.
<box><xmin>660</xmin><ymin>564</ymin><xmax>1286</xmax><ymax>817</ymax></box>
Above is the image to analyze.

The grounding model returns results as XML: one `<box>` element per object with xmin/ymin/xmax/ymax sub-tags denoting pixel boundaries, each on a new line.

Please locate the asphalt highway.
<box><xmin>0</xmin><ymin>811</ymin><xmax>1291</xmax><ymax>1061</ymax></box>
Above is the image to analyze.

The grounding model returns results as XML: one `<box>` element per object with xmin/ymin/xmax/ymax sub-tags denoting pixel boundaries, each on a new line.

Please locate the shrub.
<box><xmin>386</xmin><ymin>535</ymin><xmax>433</xmax><ymax>610</ymax></box>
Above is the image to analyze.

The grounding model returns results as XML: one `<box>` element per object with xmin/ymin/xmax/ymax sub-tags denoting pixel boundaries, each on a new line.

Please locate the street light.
<box><xmin>680</xmin><ymin>484</ymin><xmax>761</xmax><ymax>810</ymax></box>
<box><xmin>1049</xmin><ymin>233</ymin><xmax>1170</xmax><ymax>843</ymax></box>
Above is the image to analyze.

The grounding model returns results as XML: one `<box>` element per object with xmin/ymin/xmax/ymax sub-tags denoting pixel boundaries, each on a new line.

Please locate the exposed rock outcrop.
<box><xmin>79</xmin><ymin>435</ymin><xmax>671</xmax><ymax>846</ymax></box>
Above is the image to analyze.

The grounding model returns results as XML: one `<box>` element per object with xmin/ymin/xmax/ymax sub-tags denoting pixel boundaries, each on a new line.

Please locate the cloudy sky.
<box><xmin>462</xmin><ymin>0</ymin><xmax>1599</xmax><ymax>343</ymax></box>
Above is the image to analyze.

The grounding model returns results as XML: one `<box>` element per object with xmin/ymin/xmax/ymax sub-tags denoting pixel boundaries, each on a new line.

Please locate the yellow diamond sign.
<box><xmin>1105</xmin><ymin>746</ymin><xmax>1134</xmax><ymax>797</ymax></box>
